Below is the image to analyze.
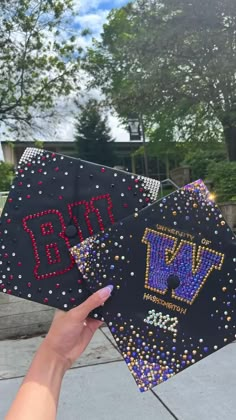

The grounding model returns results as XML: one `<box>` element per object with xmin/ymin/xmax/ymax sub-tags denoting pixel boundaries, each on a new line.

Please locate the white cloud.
<box><xmin>109</xmin><ymin>114</ymin><xmax>129</xmax><ymax>142</ymax></box>
<box><xmin>74</xmin><ymin>10</ymin><xmax>109</xmax><ymax>35</ymax></box>
<box><xmin>74</xmin><ymin>0</ymin><xmax>128</xmax><ymax>15</ymax></box>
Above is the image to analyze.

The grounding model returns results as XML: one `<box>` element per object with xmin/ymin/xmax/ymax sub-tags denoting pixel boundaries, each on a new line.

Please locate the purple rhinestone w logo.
<box><xmin>142</xmin><ymin>228</ymin><xmax>224</xmax><ymax>305</ymax></box>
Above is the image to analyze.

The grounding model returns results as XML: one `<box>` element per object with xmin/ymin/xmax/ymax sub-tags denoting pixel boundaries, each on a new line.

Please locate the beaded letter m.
<box><xmin>142</xmin><ymin>228</ymin><xmax>224</xmax><ymax>305</ymax></box>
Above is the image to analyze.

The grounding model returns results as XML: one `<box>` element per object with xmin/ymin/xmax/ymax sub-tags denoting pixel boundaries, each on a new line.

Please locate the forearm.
<box><xmin>5</xmin><ymin>343</ymin><xmax>66</xmax><ymax>420</ymax></box>
<box><xmin>5</xmin><ymin>287</ymin><xmax>112</xmax><ymax>419</ymax></box>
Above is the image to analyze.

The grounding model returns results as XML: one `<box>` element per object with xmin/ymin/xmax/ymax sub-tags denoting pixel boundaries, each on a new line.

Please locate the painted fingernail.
<box><xmin>98</xmin><ymin>285</ymin><xmax>114</xmax><ymax>299</ymax></box>
<box><xmin>107</xmin><ymin>285</ymin><xmax>114</xmax><ymax>293</ymax></box>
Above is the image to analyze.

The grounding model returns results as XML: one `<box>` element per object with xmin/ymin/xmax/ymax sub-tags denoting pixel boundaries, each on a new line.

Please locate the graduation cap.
<box><xmin>0</xmin><ymin>148</ymin><xmax>160</xmax><ymax>312</ymax></box>
<box><xmin>71</xmin><ymin>180</ymin><xmax>236</xmax><ymax>391</ymax></box>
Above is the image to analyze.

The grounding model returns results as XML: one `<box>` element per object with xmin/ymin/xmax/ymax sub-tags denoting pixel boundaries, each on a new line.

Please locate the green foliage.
<box><xmin>207</xmin><ymin>161</ymin><xmax>236</xmax><ymax>202</ymax></box>
<box><xmin>34</xmin><ymin>140</ymin><xmax>44</xmax><ymax>149</ymax></box>
<box><xmin>81</xmin><ymin>28</ymin><xmax>92</xmax><ymax>37</ymax></box>
<box><xmin>86</xmin><ymin>0</ymin><xmax>236</xmax><ymax>160</ymax></box>
<box><xmin>0</xmin><ymin>0</ymin><xmax>81</xmax><ymax>132</ymax></box>
<box><xmin>0</xmin><ymin>161</ymin><xmax>14</xmax><ymax>191</ymax></box>
<box><xmin>183</xmin><ymin>147</ymin><xmax>227</xmax><ymax>180</ymax></box>
<box><xmin>74</xmin><ymin>100</ymin><xmax>116</xmax><ymax>167</ymax></box>
<box><xmin>141</xmin><ymin>104</ymin><xmax>224</xmax><ymax>176</ymax></box>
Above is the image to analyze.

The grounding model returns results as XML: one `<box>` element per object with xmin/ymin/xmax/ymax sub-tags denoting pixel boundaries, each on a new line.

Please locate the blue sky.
<box><xmin>72</xmin><ymin>0</ymin><xmax>131</xmax><ymax>44</ymax></box>
<box><xmin>78</xmin><ymin>0</ymin><xmax>130</xmax><ymax>14</ymax></box>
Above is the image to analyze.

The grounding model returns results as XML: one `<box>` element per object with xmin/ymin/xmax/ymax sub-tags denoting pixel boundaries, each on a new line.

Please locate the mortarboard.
<box><xmin>71</xmin><ymin>180</ymin><xmax>236</xmax><ymax>391</ymax></box>
<box><xmin>0</xmin><ymin>148</ymin><xmax>160</xmax><ymax>313</ymax></box>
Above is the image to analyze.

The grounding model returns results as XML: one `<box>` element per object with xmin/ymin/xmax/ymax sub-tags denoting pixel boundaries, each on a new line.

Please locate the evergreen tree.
<box><xmin>75</xmin><ymin>100</ymin><xmax>116</xmax><ymax>167</ymax></box>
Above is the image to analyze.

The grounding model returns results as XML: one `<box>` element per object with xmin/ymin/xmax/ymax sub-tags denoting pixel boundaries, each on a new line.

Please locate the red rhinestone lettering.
<box><xmin>22</xmin><ymin>210</ymin><xmax>75</xmax><ymax>280</ymax></box>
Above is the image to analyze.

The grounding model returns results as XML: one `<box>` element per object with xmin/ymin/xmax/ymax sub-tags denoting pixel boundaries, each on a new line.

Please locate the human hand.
<box><xmin>41</xmin><ymin>285</ymin><xmax>113</xmax><ymax>372</ymax></box>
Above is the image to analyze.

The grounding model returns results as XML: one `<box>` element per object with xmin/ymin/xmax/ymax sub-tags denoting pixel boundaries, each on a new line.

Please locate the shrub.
<box><xmin>182</xmin><ymin>148</ymin><xmax>226</xmax><ymax>180</ymax></box>
<box><xmin>0</xmin><ymin>161</ymin><xmax>14</xmax><ymax>191</ymax></box>
<box><xmin>207</xmin><ymin>161</ymin><xmax>236</xmax><ymax>202</ymax></box>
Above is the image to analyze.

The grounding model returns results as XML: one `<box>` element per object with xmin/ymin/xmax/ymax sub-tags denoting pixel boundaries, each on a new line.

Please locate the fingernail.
<box><xmin>98</xmin><ymin>285</ymin><xmax>114</xmax><ymax>299</ymax></box>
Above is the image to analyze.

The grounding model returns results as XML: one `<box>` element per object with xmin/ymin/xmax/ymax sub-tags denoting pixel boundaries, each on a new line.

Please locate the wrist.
<box><xmin>37</xmin><ymin>341</ymin><xmax>69</xmax><ymax>376</ymax></box>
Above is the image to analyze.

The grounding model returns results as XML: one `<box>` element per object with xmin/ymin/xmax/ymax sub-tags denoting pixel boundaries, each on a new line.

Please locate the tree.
<box><xmin>86</xmin><ymin>0</ymin><xmax>236</xmax><ymax>160</ymax></box>
<box><xmin>0</xmin><ymin>0</ymin><xmax>81</xmax><ymax>134</ymax></box>
<box><xmin>74</xmin><ymin>100</ymin><xmax>116</xmax><ymax>167</ymax></box>
<box><xmin>147</xmin><ymin>103</ymin><xmax>225</xmax><ymax>176</ymax></box>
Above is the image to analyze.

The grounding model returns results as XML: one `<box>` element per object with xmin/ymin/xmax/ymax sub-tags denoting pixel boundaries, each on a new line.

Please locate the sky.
<box><xmin>0</xmin><ymin>0</ymin><xmax>132</xmax><ymax>161</ymax></box>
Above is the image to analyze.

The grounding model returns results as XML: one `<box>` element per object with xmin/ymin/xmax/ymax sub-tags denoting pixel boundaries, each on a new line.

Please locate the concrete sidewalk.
<box><xmin>0</xmin><ymin>327</ymin><xmax>236</xmax><ymax>420</ymax></box>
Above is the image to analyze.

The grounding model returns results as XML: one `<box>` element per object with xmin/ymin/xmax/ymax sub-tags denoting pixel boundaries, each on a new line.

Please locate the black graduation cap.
<box><xmin>0</xmin><ymin>148</ymin><xmax>160</xmax><ymax>312</ymax></box>
<box><xmin>71</xmin><ymin>180</ymin><xmax>236</xmax><ymax>391</ymax></box>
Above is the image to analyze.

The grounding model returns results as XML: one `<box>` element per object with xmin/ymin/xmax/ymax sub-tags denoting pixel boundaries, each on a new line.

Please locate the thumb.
<box><xmin>73</xmin><ymin>285</ymin><xmax>113</xmax><ymax>320</ymax></box>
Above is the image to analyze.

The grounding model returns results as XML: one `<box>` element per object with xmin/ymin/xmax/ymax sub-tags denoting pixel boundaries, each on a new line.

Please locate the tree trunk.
<box><xmin>223</xmin><ymin>124</ymin><xmax>236</xmax><ymax>161</ymax></box>
<box><xmin>131</xmin><ymin>154</ymin><xmax>136</xmax><ymax>174</ymax></box>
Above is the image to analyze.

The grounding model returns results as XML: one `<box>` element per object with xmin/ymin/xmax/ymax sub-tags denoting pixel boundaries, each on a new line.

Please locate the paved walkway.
<box><xmin>0</xmin><ymin>327</ymin><xmax>236</xmax><ymax>420</ymax></box>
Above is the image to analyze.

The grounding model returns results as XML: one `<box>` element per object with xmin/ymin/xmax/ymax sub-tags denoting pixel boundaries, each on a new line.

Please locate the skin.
<box><xmin>5</xmin><ymin>285</ymin><xmax>113</xmax><ymax>420</ymax></box>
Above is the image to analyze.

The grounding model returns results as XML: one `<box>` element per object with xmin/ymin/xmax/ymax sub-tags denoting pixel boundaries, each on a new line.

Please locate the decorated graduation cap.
<box><xmin>71</xmin><ymin>180</ymin><xmax>236</xmax><ymax>392</ymax></box>
<box><xmin>0</xmin><ymin>148</ymin><xmax>160</xmax><ymax>311</ymax></box>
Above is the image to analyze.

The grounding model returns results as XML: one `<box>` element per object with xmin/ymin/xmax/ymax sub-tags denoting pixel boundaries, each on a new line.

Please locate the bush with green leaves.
<box><xmin>182</xmin><ymin>147</ymin><xmax>227</xmax><ymax>180</ymax></box>
<box><xmin>207</xmin><ymin>162</ymin><xmax>236</xmax><ymax>202</ymax></box>
<box><xmin>0</xmin><ymin>161</ymin><xmax>14</xmax><ymax>191</ymax></box>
